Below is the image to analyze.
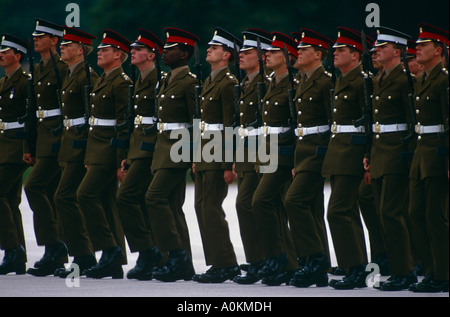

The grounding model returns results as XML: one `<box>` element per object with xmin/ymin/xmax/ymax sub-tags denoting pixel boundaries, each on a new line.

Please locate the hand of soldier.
<box><xmin>224</xmin><ymin>170</ymin><xmax>236</xmax><ymax>185</ymax></box>
<box><xmin>192</xmin><ymin>163</ymin><xmax>196</xmax><ymax>174</ymax></box>
<box><xmin>291</xmin><ymin>168</ymin><xmax>295</xmax><ymax>179</ymax></box>
<box><xmin>117</xmin><ymin>159</ymin><xmax>127</xmax><ymax>183</ymax></box>
<box><xmin>23</xmin><ymin>153</ymin><xmax>35</xmax><ymax>165</ymax></box>
<box><xmin>363</xmin><ymin>158</ymin><xmax>371</xmax><ymax>171</ymax></box>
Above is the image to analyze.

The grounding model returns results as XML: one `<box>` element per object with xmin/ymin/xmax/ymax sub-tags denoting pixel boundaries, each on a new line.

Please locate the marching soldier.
<box><xmin>77</xmin><ymin>29</ymin><xmax>130</xmax><ymax>279</ymax></box>
<box><xmin>367</xmin><ymin>27</ymin><xmax>417</xmax><ymax>291</ymax></box>
<box><xmin>53</xmin><ymin>27</ymin><xmax>98</xmax><ymax>277</ymax></box>
<box><xmin>232</xmin><ymin>30</ymin><xmax>271</xmax><ymax>284</ymax></box>
<box><xmin>409</xmin><ymin>24</ymin><xmax>449</xmax><ymax>293</ymax></box>
<box><xmin>191</xmin><ymin>27</ymin><xmax>241</xmax><ymax>283</ymax></box>
<box><xmin>321</xmin><ymin>28</ymin><xmax>370</xmax><ymax>289</ymax></box>
<box><xmin>0</xmin><ymin>34</ymin><xmax>29</xmax><ymax>275</ymax></box>
<box><xmin>283</xmin><ymin>28</ymin><xmax>333</xmax><ymax>287</ymax></box>
<box><xmin>148</xmin><ymin>28</ymin><xmax>199</xmax><ymax>282</ymax></box>
<box><xmin>25</xmin><ymin>19</ymin><xmax>69</xmax><ymax>277</ymax></box>
<box><xmin>251</xmin><ymin>32</ymin><xmax>300</xmax><ymax>285</ymax></box>
<box><xmin>116</xmin><ymin>29</ymin><xmax>166</xmax><ymax>280</ymax></box>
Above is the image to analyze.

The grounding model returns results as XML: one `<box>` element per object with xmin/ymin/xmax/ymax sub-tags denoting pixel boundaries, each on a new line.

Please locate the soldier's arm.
<box><xmin>221</xmin><ymin>78</ymin><xmax>236</xmax><ymax>171</ymax></box>
<box><xmin>113</xmin><ymin>77</ymin><xmax>132</xmax><ymax>168</ymax></box>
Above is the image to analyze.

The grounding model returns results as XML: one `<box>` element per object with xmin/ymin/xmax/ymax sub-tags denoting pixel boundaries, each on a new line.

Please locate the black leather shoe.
<box><xmin>290</xmin><ymin>251</ymin><xmax>330</xmax><ymax>287</ymax></box>
<box><xmin>233</xmin><ymin>262</ymin><xmax>264</xmax><ymax>285</ymax></box>
<box><xmin>330</xmin><ymin>267</ymin><xmax>346</xmax><ymax>275</ymax></box>
<box><xmin>331</xmin><ymin>264</ymin><xmax>369</xmax><ymax>290</ymax></box>
<box><xmin>33</xmin><ymin>241</ymin><xmax>68</xmax><ymax>268</ymax></box>
<box><xmin>193</xmin><ymin>265</ymin><xmax>240</xmax><ymax>283</ymax></box>
<box><xmin>153</xmin><ymin>248</ymin><xmax>195</xmax><ymax>282</ymax></box>
<box><xmin>409</xmin><ymin>275</ymin><xmax>449</xmax><ymax>293</ymax></box>
<box><xmin>83</xmin><ymin>246</ymin><xmax>124</xmax><ymax>279</ymax></box>
<box><xmin>56</xmin><ymin>253</ymin><xmax>98</xmax><ymax>278</ymax></box>
<box><xmin>257</xmin><ymin>253</ymin><xmax>288</xmax><ymax>278</ymax></box>
<box><xmin>379</xmin><ymin>272</ymin><xmax>417</xmax><ymax>291</ymax></box>
<box><xmin>0</xmin><ymin>245</ymin><xmax>26</xmax><ymax>275</ymax></box>
<box><xmin>262</xmin><ymin>271</ymin><xmax>295</xmax><ymax>286</ymax></box>
<box><xmin>127</xmin><ymin>246</ymin><xmax>163</xmax><ymax>280</ymax></box>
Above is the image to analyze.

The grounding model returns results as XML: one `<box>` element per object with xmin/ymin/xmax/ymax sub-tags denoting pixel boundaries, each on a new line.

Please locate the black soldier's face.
<box><xmin>161</xmin><ymin>45</ymin><xmax>183</xmax><ymax>67</ymax></box>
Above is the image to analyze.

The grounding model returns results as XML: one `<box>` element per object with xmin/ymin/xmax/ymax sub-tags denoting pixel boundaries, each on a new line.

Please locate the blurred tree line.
<box><xmin>0</xmin><ymin>0</ymin><xmax>448</xmax><ymax>78</ymax></box>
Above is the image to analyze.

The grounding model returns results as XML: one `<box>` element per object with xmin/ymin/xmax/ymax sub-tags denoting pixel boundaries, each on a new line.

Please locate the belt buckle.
<box><xmin>415</xmin><ymin>123</ymin><xmax>421</xmax><ymax>134</ymax></box>
<box><xmin>374</xmin><ymin>123</ymin><xmax>381</xmax><ymax>133</ymax></box>
<box><xmin>64</xmin><ymin>118</ymin><xmax>71</xmax><ymax>128</ymax></box>
<box><xmin>296</xmin><ymin>127</ymin><xmax>303</xmax><ymax>137</ymax></box>
<box><xmin>0</xmin><ymin>122</ymin><xmax>5</xmax><ymax>131</ymax></box>
<box><xmin>263</xmin><ymin>126</ymin><xmax>269</xmax><ymax>137</ymax></box>
<box><xmin>239</xmin><ymin>127</ymin><xmax>246</xmax><ymax>139</ymax></box>
<box><xmin>158</xmin><ymin>122</ymin><xmax>164</xmax><ymax>133</ymax></box>
<box><xmin>135</xmin><ymin>115</ymin><xmax>142</xmax><ymax>126</ymax></box>
<box><xmin>89</xmin><ymin>116</ymin><xmax>95</xmax><ymax>126</ymax></box>
<box><xmin>201</xmin><ymin>121</ymin><xmax>205</xmax><ymax>133</ymax></box>
<box><xmin>331</xmin><ymin>122</ymin><xmax>337</xmax><ymax>133</ymax></box>
<box><xmin>37</xmin><ymin>110</ymin><xmax>45</xmax><ymax>119</ymax></box>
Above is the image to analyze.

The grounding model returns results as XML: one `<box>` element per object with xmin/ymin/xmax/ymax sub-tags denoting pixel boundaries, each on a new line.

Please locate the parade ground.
<box><xmin>0</xmin><ymin>181</ymin><xmax>447</xmax><ymax>300</ymax></box>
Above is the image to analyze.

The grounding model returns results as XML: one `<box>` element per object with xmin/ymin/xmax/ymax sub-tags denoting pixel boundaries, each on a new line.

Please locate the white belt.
<box><xmin>134</xmin><ymin>116</ymin><xmax>157</xmax><ymax>125</ymax></box>
<box><xmin>238</xmin><ymin>127</ymin><xmax>261</xmax><ymax>138</ymax></box>
<box><xmin>158</xmin><ymin>122</ymin><xmax>192</xmax><ymax>132</ymax></box>
<box><xmin>372</xmin><ymin>123</ymin><xmax>408</xmax><ymax>133</ymax></box>
<box><xmin>415</xmin><ymin>124</ymin><xmax>444</xmax><ymax>135</ymax></box>
<box><xmin>63</xmin><ymin>117</ymin><xmax>86</xmax><ymax>128</ymax></box>
<box><xmin>89</xmin><ymin>116</ymin><xmax>117</xmax><ymax>127</ymax></box>
<box><xmin>200</xmin><ymin>122</ymin><xmax>224</xmax><ymax>132</ymax></box>
<box><xmin>295</xmin><ymin>125</ymin><xmax>329</xmax><ymax>137</ymax></box>
<box><xmin>332</xmin><ymin>124</ymin><xmax>365</xmax><ymax>134</ymax></box>
<box><xmin>261</xmin><ymin>126</ymin><xmax>291</xmax><ymax>136</ymax></box>
<box><xmin>36</xmin><ymin>108</ymin><xmax>61</xmax><ymax>119</ymax></box>
<box><xmin>0</xmin><ymin>121</ymin><xmax>25</xmax><ymax>131</ymax></box>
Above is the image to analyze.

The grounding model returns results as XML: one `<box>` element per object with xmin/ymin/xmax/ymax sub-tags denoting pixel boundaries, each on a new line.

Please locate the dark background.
<box><xmin>0</xmin><ymin>0</ymin><xmax>448</xmax><ymax>78</ymax></box>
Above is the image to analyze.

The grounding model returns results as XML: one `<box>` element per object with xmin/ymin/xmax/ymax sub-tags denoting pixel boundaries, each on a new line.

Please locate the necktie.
<box><xmin>379</xmin><ymin>71</ymin><xmax>385</xmax><ymax>86</ymax></box>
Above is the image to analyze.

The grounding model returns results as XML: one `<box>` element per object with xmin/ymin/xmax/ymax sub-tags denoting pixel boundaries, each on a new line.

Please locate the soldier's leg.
<box><xmin>0</xmin><ymin>164</ymin><xmax>27</xmax><ymax>251</ymax></box>
<box><xmin>54</xmin><ymin>162</ymin><xmax>92</xmax><ymax>257</ymax></box>
<box><xmin>327</xmin><ymin>175</ymin><xmax>368</xmax><ymax>270</ymax></box>
<box><xmin>196</xmin><ymin>170</ymin><xmax>237</xmax><ymax>268</ymax></box>
<box><xmin>24</xmin><ymin>157</ymin><xmax>62</xmax><ymax>246</ymax></box>
<box><xmin>76</xmin><ymin>164</ymin><xmax>119</xmax><ymax>251</ymax></box>
<box><xmin>117</xmin><ymin>158</ymin><xmax>154</xmax><ymax>253</ymax></box>
<box><xmin>373</xmin><ymin>174</ymin><xmax>414</xmax><ymax>276</ymax></box>
<box><xmin>235</xmin><ymin>171</ymin><xmax>264</xmax><ymax>265</ymax></box>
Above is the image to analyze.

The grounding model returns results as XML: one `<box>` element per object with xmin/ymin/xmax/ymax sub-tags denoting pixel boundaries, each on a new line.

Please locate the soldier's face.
<box><xmin>131</xmin><ymin>47</ymin><xmax>154</xmax><ymax>66</ymax></box>
<box><xmin>60</xmin><ymin>43</ymin><xmax>81</xmax><ymax>63</ymax></box>
<box><xmin>239</xmin><ymin>49</ymin><xmax>259</xmax><ymax>71</ymax></box>
<box><xmin>33</xmin><ymin>35</ymin><xmax>54</xmax><ymax>53</ymax></box>
<box><xmin>406</xmin><ymin>57</ymin><xmax>424</xmax><ymax>76</ymax></box>
<box><xmin>374</xmin><ymin>43</ymin><xmax>398</xmax><ymax>65</ymax></box>
<box><xmin>333</xmin><ymin>47</ymin><xmax>358</xmax><ymax>69</ymax></box>
<box><xmin>162</xmin><ymin>46</ymin><xmax>183</xmax><ymax>66</ymax></box>
<box><xmin>97</xmin><ymin>47</ymin><xmax>121</xmax><ymax>69</ymax></box>
<box><xmin>296</xmin><ymin>47</ymin><xmax>319</xmax><ymax>68</ymax></box>
<box><xmin>416</xmin><ymin>42</ymin><xmax>442</xmax><ymax>65</ymax></box>
<box><xmin>206</xmin><ymin>45</ymin><xmax>229</xmax><ymax>64</ymax></box>
<box><xmin>265</xmin><ymin>50</ymin><xmax>284</xmax><ymax>70</ymax></box>
<box><xmin>0</xmin><ymin>49</ymin><xmax>19</xmax><ymax>68</ymax></box>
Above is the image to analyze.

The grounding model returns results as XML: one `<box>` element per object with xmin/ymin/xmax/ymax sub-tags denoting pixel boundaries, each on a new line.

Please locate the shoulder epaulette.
<box><xmin>23</xmin><ymin>71</ymin><xmax>32</xmax><ymax>78</ymax></box>
<box><xmin>225</xmin><ymin>72</ymin><xmax>236</xmax><ymax>80</ymax></box>
<box><xmin>324</xmin><ymin>71</ymin><xmax>332</xmax><ymax>78</ymax></box>
<box><xmin>442</xmin><ymin>67</ymin><xmax>448</xmax><ymax>76</ymax></box>
<box><xmin>121</xmin><ymin>72</ymin><xmax>131</xmax><ymax>81</ymax></box>
<box><xmin>188</xmin><ymin>71</ymin><xmax>197</xmax><ymax>79</ymax></box>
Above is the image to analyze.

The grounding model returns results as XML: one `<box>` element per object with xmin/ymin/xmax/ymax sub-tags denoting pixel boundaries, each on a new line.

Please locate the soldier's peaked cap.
<box><xmin>164</xmin><ymin>27</ymin><xmax>199</xmax><ymax>49</ymax></box>
<box><xmin>61</xmin><ymin>26</ymin><xmax>96</xmax><ymax>46</ymax></box>
<box><xmin>208</xmin><ymin>27</ymin><xmax>242</xmax><ymax>51</ymax></box>
<box><xmin>246</xmin><ymin>28</ymin><xmax>272</xmax><ymax>40</ymax></box>
<box><xmin>32</xmin><ymin>18</ymin><xmax>64</xmax><ymax>38</ymax></box>
<box><xmin>132</xmin><ymin>28</ymin><xmax>164</xmax><ymax>54</ymax></box>
<box><xmin>375</xmin><ymin>26</ymin><xmax>411</xmax><ymax>47</ymax></box>
<box><xmin>98</xmin><ymin>29</ymin><xmax>131</xmax><ymax>53</ymax></box>
<box><xmin>333</xmin><ymin>27</ymin><xmax>373</xmax><ymax>52</ymax></box>
<box><xmin>416</xmin><ymin>23</ymin><xmax>449</xmax><ymax>47</ymax></box>
<box><xmin>0</xmin><ymin>34</ymin><xmax>28</xmax><ymax>54</ymax></box>
<box><xmin>268</xmin><ymin>31</ymin><xmax>298</xmax><ymax>58</ymax></box>
<box><xmin>297</xmin><ymin>28</ymin><xmax>334</xmax><ymax>50</ymax></box>
<box><xmin>240</xmin><ymin>31</ymin><xmax>272</xmax><ymax>51</ymax></box>
<box><xmin>406</xmin><ymin>39</ymin><xmax>417</xmax><ymax>58</ymax></box>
